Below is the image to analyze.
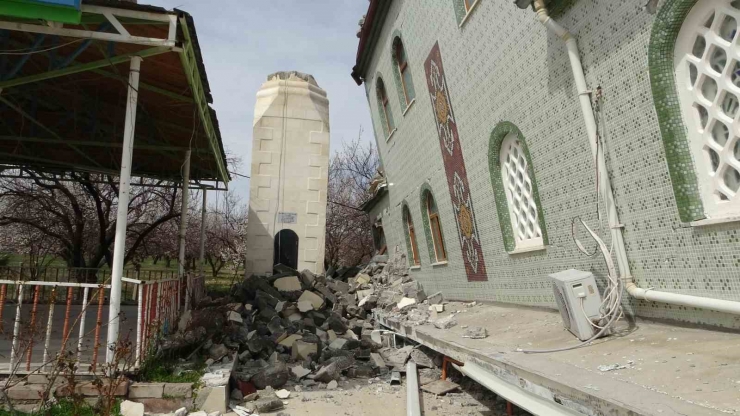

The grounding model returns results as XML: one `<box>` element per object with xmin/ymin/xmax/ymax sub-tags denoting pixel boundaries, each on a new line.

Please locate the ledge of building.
<box><xmin>375</xmin><ymin>301</ymin><xmax>737</xmax><ymax>416</ymax></box>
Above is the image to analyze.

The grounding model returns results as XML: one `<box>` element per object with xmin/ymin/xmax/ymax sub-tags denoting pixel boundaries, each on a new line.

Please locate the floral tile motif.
<box><xmin>424</xmin><ymin>41</ymin><xmax>488</xmax><ymax>282</ymax></box>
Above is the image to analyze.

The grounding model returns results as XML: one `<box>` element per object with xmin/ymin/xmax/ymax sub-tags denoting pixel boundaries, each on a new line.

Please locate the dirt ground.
<box><xmin>231</xmin><ymin>372</ymin><xmax>530</xmax><ymax>416</ymax></box>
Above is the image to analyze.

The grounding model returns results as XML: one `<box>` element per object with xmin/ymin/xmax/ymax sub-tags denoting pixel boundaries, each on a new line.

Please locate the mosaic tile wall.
<box><xmin>363</xmin><ymin>0</ymin><xmax>740</xmax><ymax>329</ymax></box>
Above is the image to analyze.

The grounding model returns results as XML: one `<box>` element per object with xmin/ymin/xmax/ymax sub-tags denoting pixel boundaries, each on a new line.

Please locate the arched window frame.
<box><xmin>648</xmin><ymin>0</ymin><xmax>738</xmax><ymax>225</ymax></box>
<box><xmin>375</xmin><ymin>75</ymin><xmax>395</xmax><ymax>139</ymax></box>
<box><xmin>390</xmin><ymin>31</ymin><xmax>416</xmax><ymax>112</ymax></box>
<box><xmin>488</xmin><ymin>122</ymin><xmax>548</xmax><ymax>253</ymax></box>
<box><xmin>402</xmin><ymin>202</ymin><xmax>421</xmax><ymax>267</ymax></box>
<box><xmin>420</xmin><ymin>184</ymin><xmax>447</xmax><ymax>263</ymax></box>
<box><xmin>651</xmin><ymin>0</ymin><xmax>740</xmax><ymax>224</ymax></box>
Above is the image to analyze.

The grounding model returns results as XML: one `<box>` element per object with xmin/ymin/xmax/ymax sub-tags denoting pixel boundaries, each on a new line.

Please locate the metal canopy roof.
<box><xmin>0</xmin><ymin>0</ymin><xmax>230</xmax><ymax>188</ymax></box>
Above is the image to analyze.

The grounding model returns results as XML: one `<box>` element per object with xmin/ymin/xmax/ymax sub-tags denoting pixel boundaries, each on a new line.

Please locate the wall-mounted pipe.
<box><xmin>532</xmin><ymin>0</ymin><xmax>740</xmax><ymax>316</ymax></box>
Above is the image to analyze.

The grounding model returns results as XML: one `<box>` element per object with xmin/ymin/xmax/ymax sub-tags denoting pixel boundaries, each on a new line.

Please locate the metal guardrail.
<box><xmin>0</xmin><ymin>268</ymin><xmax>193</xmax><ymax>375</ymax></box>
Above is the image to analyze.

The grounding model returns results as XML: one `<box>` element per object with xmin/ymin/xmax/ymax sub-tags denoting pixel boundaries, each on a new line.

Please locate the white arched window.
<box><xmin>500</xmin><ymin>133</ymin><xmax>543</xmax><ymax>249</ymax></box>
<box><xmin>675</xmin><ymin>0</ymin><xmax>740</xmax><ymax>219</ymax></box>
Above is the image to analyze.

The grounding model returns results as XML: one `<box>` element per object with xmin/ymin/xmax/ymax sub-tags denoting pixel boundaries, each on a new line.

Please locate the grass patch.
<box><xmin>0</xmin><ymin>400</ymin><xmax>121</xmax><ymax>416</ymax></box>
<box><xmin>139</xmin><ymin>357</ymin><xmax>206</xmax><ymax>384</ymax></box>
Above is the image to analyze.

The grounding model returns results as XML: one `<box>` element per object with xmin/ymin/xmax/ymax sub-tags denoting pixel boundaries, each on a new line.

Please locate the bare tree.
<box><xmin>325</xmin><ymin>129</ymin><xmax>379</xmax><ymax>269</ymax></box>
<box><xmin>0</xmin><ymin>170</ymin><xmax>180</xmax><ymax>282</ymax></box>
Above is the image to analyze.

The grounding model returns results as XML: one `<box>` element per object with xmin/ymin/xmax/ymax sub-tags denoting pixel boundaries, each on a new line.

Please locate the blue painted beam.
<box><xmin>3</xmin><ymin>34</ymin><xmax>46</xmax><ymax>81</ymax></box>
<box><xmin>55</xmin><ymin>23</ymin><xmax>110</xmax><ymax>70</ymax></box>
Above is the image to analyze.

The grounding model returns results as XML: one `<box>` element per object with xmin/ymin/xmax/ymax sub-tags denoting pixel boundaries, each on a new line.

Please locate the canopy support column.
<box><xmin>178</xmin><ymin>150</ymin><xmax>191</xmax><ymax>310</ymax></box>
<box><xmin>106</xmin><ymin>55</ymin><xmax>142</xmax><ymax>364</ymax></box>
<box><xmin>198</xmin><ymin>188</ymin><xmax>207</xmax><ymax>277</ymax></box>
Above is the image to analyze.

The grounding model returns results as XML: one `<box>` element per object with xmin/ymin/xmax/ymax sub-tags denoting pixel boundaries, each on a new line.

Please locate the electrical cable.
<box><xmin>520</xmin><ymin>89</ymin><xmax>624</xmax><ymax>354</ymax></box>
<box><xmin>0</xmin><ymin>38</ymin><xmax>85</xmax><ymax>55</ymax></box>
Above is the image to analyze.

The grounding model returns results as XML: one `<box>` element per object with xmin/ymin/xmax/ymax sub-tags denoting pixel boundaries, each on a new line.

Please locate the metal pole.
<box><xmin>406</xmin><ymin>360</ymin><xmax>421</xmax><ymax>416</ymax></box>
<box><xmin>178</xmin><ymin>150</ymin><xmax>191</xmax><ymax>309</ymax></box>
<box><xmin>106</xmin><ymin>56</ymin><xmax>142</xmax><ymax>363</ymax></box>
<box><xmin>198</xmin><ymin>188</ymin><xmax>207</xmax><ymax>276</ymax></box>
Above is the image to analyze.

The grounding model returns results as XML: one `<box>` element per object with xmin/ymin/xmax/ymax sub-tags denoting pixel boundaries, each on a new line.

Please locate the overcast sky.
<box><xmin>154</xmin><ymin>0</ymin><xmax>374</xmax><ymax>201</ymax></box>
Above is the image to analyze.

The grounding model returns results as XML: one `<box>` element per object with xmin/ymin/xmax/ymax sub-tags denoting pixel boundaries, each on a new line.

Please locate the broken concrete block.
<box><xmin>290</xmin><ymin>365</ymin><xmax>311</xmax><ymax>379</ymax></box>
<box><xmin>370</xmin><ymin>353</ymin><xmax>386</xmax><ymax>369</ymax></box>
<box><xmin>300</xmin><ymin>269</ymin><xmax>316</xmax><ymax>287</ymax></box>
<box><xmin>173</xmin><ymin>407</ymin><xmax>187</xmax><ymax>416</ymax></box>
<box><xmin>313</xmin><ymin>362</ymin><xmax>340</xmax><ymax>383</ymax></box>
<box><xmin>208</xmin><ymin>343</ymin><xmax>230</xmax><ymax>360</ymax></box>
<box><xmin>227</xmin><ymin>310</ymin><xmax>243</xmax><ymax>323</ymax></box>
<box><xmin>275</xmin><ymin>389</ymin><xmax>290</xmax><ymax>399</ymax></box>
<box><xmin>287</xmin><ymin>312</ymin><xmax>303</xmax><ymax>322</ymax></box>
<box><xmin>327</xmin><ymin>380</ymin><xmax>338</xmax><ymax>390</ymax></box>
<box><xmin>297</xmin><ymin>300</ymin><xmax>314</xmax><ymax>312</ymax></box>
<box><xmin>327</xmin><ymin>329</ymin><xmax>337</xmax><ymax>342</ymax></box>
<box><xmin>355</xmin><ymin>273</ymin><xmax>371</xmax><ymax>285</ymax></box>
<box><xmin>297</xmin><ymin>290</ymin><xmax>324</xmax><ymax>310</ymax></box>
<box><xmin>397</xmin><ymin>297</ymin><xmax>416</xmax><ymax>310</ymax></box>
<box><xmin>120</xmin><ymin>400</ymin><xmax>144</xmax><ymax>416</ymax></box>
<box><xmin>462</xmin><ymin>326</ymin><xmax>488</xmax><ymax>339</ymax></box>
<box><xmin>278</xmin><ymin>334</ymin><xmax>302</xmax><ymax>347</ymax></box>
<box><xmin>267</xmin><ymin>316</ymin><xmax>285</xmax><ymax>334</ymax></box>
<box><xmin>325</xmin><ymin>314</ymin><xmax>348</xmax><ymax>334</ymax></box>
<box><xmin>429</xmin><ymin>304</ymin><xmax>444</xmax><ymax>313</ymax></box>
<box><xmin>291</xmin><ymin>340</ymin><xmax>318</xmax><ymax>361</ymax></box>
<box><xmin>316</xmin><ymin>328</ymin><xmax>328</xmax><ymax>343</ymax></box>
<box><xmin>329</xmin><ymin>338</ymin><xmax>349</xmax><ymax>351</ymax></box>
<box><xmin>410</xmin><ymin>349</ymin><xmax>434</xmax><ymax>368</ymax></box>
<box><xmin>251</xmin><ymin>362</ymin><xmax>289</xmax><ymax>389</ymax></box>
<box><xmin>274</xmin><ymin>275</ymin><xmax>302</xmax><ymax>292</ymax></box>
<box><xmin>245</xmin><ymin>398</ymin><xmax>284</xmax><ymax>413</ymax></box>
<box><xmin>433</xmin><ymin>315</ymin><xmax>457</xmax><ymax>330</ymax></box>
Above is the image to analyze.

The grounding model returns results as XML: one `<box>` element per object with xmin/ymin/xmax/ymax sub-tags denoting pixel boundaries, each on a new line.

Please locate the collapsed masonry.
<box><xmin>167</xmin><ymin>248</ymin><xmax>466</xmax><ymax>414</ymax></box>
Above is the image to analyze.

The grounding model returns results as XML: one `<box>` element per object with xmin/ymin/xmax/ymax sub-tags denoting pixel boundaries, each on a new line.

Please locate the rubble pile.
<box><xmin>164</xmin><ymin>248</ymin><xmax>455</xmax><ymax>415</ymax></box>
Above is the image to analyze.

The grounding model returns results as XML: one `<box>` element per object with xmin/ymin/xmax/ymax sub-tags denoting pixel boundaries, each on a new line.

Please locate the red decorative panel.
<box><xmin>424</xmin><ymin>42</ymin><xmax>487</xmax><ymax>282</ymax></box>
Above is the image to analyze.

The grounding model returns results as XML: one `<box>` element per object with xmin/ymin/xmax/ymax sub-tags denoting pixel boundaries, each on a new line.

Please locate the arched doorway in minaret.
<box><xmin>274</xmin><ymin>229</ymin><xmax>299</xmax><ymax>269</ymax></box>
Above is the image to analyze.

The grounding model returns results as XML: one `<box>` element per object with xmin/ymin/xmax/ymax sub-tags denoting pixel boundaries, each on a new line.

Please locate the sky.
<box><xmin>154</xmin><ymin>0</ymin><xmax>375</xmax><ymax>201</ymax></box>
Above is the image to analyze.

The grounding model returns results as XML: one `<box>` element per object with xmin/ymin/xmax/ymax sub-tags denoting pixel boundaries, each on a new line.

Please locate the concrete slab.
<box><xmin>378</xmin><ymin>301</ymin><xmax>740</xmax><ymax>416</ymax></box>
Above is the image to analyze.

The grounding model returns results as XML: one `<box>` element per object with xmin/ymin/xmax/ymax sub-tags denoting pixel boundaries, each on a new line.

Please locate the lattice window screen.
<box><xmin>500</xmin><ymin>133</ymin><xmax>543</xmax><ymax>249</ymax></box>
<box><xmin>675</xmin><ymin>0</ymin><xmax>740</xmax><ymax>219</ymax></box>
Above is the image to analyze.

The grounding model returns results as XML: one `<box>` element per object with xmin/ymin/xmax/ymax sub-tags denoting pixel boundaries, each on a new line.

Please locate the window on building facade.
<box><xmin>426</xmin><ymin>193</ymin><xmax>447</xmax><ymax>262</ymax></box>
<box><xmin>376</xmin><ymin>77</ymin><xmax>395</xmax><ymax>137</ymax></box>
<box><xmin>392</xmin><ymin>36</ymin><xmax>415</xmax><ymax>109</ymax></box>
<box><xmin>674</xmin><ymin>1</ymin><xmax>740</xmax><ymax>219</ymax></box>
<box><xmin>373</xmin><ymin>222</ymin><xmax>387</xmax><ymax>255</ymax></box>
<box><xmin>500</xmin><ymin>132</ymin><xmax>543</xmax><ymax>250</ymax></box>
<box><xmin>403</xmin><ymin>205</ymin><xmax>421</xmax><ymax>266</ymax></box>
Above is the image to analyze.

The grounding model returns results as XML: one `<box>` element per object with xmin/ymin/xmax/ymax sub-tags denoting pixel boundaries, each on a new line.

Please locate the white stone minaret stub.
<box><xmin>244</xmin><ymin>71</ymin><xmax>330</xmax><ymax>275</ymax></box>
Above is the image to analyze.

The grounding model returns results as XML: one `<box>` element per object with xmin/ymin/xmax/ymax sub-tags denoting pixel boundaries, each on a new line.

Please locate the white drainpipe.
<box><xmin>533</xmin><ymin>0</ymin><xmax>740</xmax><ymax>315</ymax></box>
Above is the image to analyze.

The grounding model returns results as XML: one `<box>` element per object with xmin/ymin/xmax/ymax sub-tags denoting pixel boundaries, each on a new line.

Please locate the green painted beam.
<box><xmin>0</xmin><ymin>46</ymin><xmax>172</xmax><ymax>89</ymax></box>
<box><xmin>90</xmin><ymin>68</ymin><xmax>193</xmax><ymax>103</ymax></box>
<box><xmin>0</xmin><ymin>135</ymin><xmax>212</xmax><ymax>153</ymax></box>
<box><xmin>178</xmin><ymin>18</ymin><xmax>229</xmax><ymax>184</ymax></box>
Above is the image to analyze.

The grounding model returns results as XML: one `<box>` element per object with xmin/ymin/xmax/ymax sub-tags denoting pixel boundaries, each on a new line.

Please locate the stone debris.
<box><xmin>462</xmin><ymin>327</ymin><xmax>488</xmax><ymax>339</ymax></box>
<box><xmin>156</xmin><ymin>247</ymin><xmax>450</xmax><ymax>415</ymax></box>
<box><xmin>434</xmin><ymin>315</ymin><xmax>457</xmax><ymax>330</ymax></box>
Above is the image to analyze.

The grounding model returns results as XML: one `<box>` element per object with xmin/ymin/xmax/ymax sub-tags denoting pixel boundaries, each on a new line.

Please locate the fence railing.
<box><xmin>0</xmin><ymin>268</ymin><xmax>198</xmax><ymax>375</ymax></box>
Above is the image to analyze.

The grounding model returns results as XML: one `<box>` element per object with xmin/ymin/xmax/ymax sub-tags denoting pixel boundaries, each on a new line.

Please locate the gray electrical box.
<box><xmin>550</xmin><ymin>269</ymin><xmax>604</xmax><ymax>341</ymax></box>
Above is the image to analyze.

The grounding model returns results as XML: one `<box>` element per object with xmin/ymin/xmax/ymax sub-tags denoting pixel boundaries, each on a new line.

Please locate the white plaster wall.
<box><xmin>245</xmin><ymin>73</ymin><xmax>330</xmax><ymax>275</ymax></box>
